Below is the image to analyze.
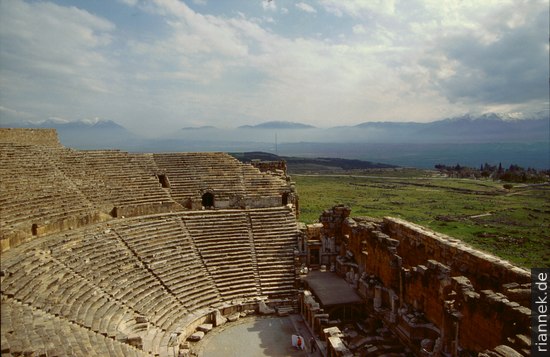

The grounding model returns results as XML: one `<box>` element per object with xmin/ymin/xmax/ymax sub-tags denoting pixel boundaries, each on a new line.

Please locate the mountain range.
<box><xmin>2</xmin><ymin>113</ymin><xmax>548</xmax><ymax>169</ymax></box>
<box><xmin>237</xmin><ymin>121</ymin><xmax>316</xmax><ymax>129</ymax></box>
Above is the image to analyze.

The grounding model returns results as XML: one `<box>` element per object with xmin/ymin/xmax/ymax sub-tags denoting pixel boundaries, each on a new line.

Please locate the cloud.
<box><xmin>118</xmin><ymin>0</ymin><xmax>138</xmax><ymax>6</ymax></box>
<box><xmin>1</xmin><ymin>0</ymin><xmax>546</xmax><ymax>136</ymax></box>
<box><xmin>262</xmin><ymin>0</ymin><xmax>276</xmax><ymax>12</ymax></box>
<box><xmin>0</xmin><ymin>106</ymin><xmax>36</xmax><ymax>122</ymax></box>
<box><xmin>319</xmin><ymin>0</ymin><xmax>396</xmax><ymax>18</ymax></box>
<box><xmin>352</xmin><ymin>24</ymin><xmax>366</xmax><ymax>34</ymax></box>
<box><xmin>0</xmin><ymin>0</ymin><xmax>118</xmax><ymax>124</ymax></box>
<box><xmin>420</xmin><ymin>0</ymin><xmax>549</xmax><ymax>111</ymax></box>
<box><xmin>295</xmin><ymin>2</ymin><xmax>317</xmax><ymax>14</ymax></box>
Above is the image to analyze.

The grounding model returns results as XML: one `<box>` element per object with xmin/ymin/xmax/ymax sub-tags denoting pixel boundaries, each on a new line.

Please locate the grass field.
<box><xmin>294</xmin><ymin>173</ymin><xmax>550</xmax><ymax>268</ymax></box>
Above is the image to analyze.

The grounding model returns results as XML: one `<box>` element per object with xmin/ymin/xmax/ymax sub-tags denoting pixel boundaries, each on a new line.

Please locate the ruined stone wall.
<box><xmin>401</xmin><ymin>260</ymin><xmax>450</xmax><ymax>337</ymax></box>
<box><xmin>454</xmin><ymin>286</ymin><xmax>531</xmax><ymax>353</ymax></box>
<box><xmin>0</xmin><ymin>128</ymin><xmax>60</xmax><ymax>147</ymax></box>
<box><xmin>314</xmin><ymin>206</ymin><xmax>531</xmax><ymax>355</ymax></box>
<box><xmin>250</xmin><ymin>160</ymin><xmax>287</xmax><ymax>175</ymax></box>
<box><xmin>343</xmin><ymin>220</ymin><xmax>399</xmax><ymax>290</ymax></box>
<box><xmin>319</xmin><ymin>205</ymin><xmax>350</xmax><ymax>239</ymax></box>
<box><xmin>383</xmin><ymin>217</ymin><xmax>530</xmax><ymax>291</ymax></box>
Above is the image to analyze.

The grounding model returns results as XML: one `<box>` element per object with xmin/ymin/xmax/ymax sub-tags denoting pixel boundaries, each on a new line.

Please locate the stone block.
<box><xmin>213</xmin><ymin>309</ymin><xmax>226</xmax><ymax>327</ymax></box>
<box><xmin>187</xmin><ymin>331</ymin><xmax>205</xmax><ymax>342</ymax></box>
<box><xmin>135</xmin><ymin>315</ymin><xmax>148</xmax><ymax>323</ymax></box>
<box><xmin>227</xmin><ymin>312</ymin><xmax>240</xmax><ymax>322</ymax></box>
<box><xmin>493</xmin><ymin>345</ymin><xmax>523</xmax><ymax>357</ymax></box>
<box><xmin>197</xmin><ymin>324</ymin><xmax>213</xmax><ymax>333</ymax></box>
<box><xmin>258</xmin><ymin>301</ymin><xmax>275</xmax><ymax>315</ymax></box>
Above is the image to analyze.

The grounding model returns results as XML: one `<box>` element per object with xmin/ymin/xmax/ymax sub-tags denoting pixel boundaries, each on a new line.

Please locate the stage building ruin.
<box><xmin>0</xmin><ymin>129</ymin><xmax>533</xmax><ymax>356</ymax></box>
<box><xmin>297</xmin><ymin>206</ymin><xmax>532</xmax><ymax>356</ymax></box>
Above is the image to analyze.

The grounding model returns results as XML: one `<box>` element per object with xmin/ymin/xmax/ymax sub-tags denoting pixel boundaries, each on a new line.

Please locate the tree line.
<box><xmin>434</xmin><ymin>163</ymin><xmax>549</xmax><ymax>183</ymax></box>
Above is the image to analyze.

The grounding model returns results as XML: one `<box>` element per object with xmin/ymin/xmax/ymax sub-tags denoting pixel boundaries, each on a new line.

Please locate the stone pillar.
<box><xmin>389</xmin><ymin>291</ymin><xmax>398</xmax><ymax>323</ymax></box>
<box><xmin>374</xmin><ymin>285</ymin><xmax>382</xmax><ymax>309</ymax></box>
<box><xmin>441</xmin><ymin>303</ymin><xmax>461</xmax><ymax>355</ymax></box>
<box><xmin>451</xmin><ymin>312</ymin><xmax>462</xmax><ymax>357</ymax></box>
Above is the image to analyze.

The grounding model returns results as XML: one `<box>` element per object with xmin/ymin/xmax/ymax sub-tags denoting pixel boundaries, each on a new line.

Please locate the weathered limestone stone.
<box><xmin>125</xmin><ymin>335</ymin><xmax>143</xmax><ymax>349</ymax></box>
<box><xmin>276</xmin><ymin>306</ymin><xmax>294</xmax><ymax>316</ymax></box>
<box><xmin>187</xmin><ymin>331</ymin><xmax>205</xmax><ymax>342</ymax></box>
<box><xmin>135</xmin><ymin>315</ymin><xmax>148</xmax><ymax>323</ymax></box>
<box><xmin>227</xmin><ymin>312</ymin><xmax>240</xmax><ymax>322</ymax></box>
<box><xmin>197</xmin><ymin>324</ymin><xmax>213</xmax><ymax>333</ymax></box>
<box><xmin>258</xmin><ymin>301</ymin><xmax>275</xmax><ymax>315</ymax></box>
<box><xmin>492</xmin><ymin>345</ymin><xmax>523</xmax><ymax>357</ymax></box>
<box><xmin>213</xmin><ymin>310</ymin><xmax>227</xmax><ymax>327</ymax></box>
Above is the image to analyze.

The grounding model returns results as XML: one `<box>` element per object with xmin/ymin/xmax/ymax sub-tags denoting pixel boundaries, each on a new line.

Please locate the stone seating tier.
<box><xmin>152</xmin><ymin>153</ymin><xmax>289</xmax><ymax>204</ymax></box>
<box><xmin>248</xmin><ymin>208</ymin><xmax>298</xmax><ymax>297</ymax></box>
<box><xmin>1</xmin><ymin>142</ymin><xmax>294</xmax><ymax>252</ymax></box>
<box><xmin>1</xmin><ymin>298</ymin><xmax>148</xmax><ymax>357</ymax></box>
<box><xmin>1</xmin><ymin>206</ymin><xmax>297</xmax><ymax>356</ymax></box>
<box><xmin>0</xmin><ymin>144</ymin><xmax>97</xmax><ymax>238</ymax></box>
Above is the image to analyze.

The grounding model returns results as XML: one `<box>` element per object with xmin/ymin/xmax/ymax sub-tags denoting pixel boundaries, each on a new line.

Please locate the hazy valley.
<box><xmin>3</xmin><ymin>113</ymin><xmax>548</xmax><ymax>169</ymax></box>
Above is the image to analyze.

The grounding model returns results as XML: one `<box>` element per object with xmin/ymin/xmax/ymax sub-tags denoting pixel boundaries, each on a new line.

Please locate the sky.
<box><xmin>0</xmin><ymin>0</ymin><xmax>548</xmax><ymax>137</ymax></box>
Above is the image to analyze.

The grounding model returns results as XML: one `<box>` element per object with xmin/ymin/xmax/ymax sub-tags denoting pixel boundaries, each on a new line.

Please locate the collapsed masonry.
<box><xmin>297</xmin><ymin>205</ymin><xmax>531</xmax><ymax>356</ymax></box>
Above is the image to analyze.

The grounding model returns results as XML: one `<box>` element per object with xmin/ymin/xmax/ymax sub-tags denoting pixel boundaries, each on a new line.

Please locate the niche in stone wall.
<box><xmin>202</xmin><ymin>192</ymin><xmax>215</xmax><ymax>208</ymax></box>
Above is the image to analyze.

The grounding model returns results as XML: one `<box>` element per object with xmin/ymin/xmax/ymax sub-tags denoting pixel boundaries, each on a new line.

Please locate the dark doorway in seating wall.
<box><xmin>202</xmin><ymin>192</ymin><xmax>215</xmax><ymax>208</ymax></box>
<box><xmin>282</xmin><ymin>192</ymin><xmax>289</xmax><ymax>205</ymax></box>
<box><xmin>157</xmin><ymin>174</ymin><xmax>170</xmax><ymax>188</ymax></box>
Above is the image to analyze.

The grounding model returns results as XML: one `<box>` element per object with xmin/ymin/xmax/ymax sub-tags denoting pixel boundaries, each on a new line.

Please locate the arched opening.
<box><xmin>31</xmin><ymin>224</ymin><xmax>38</xmax><ymax>236</ymax></box>
<box><xmin>202</xmin><ymin>192</ymin><xmax>215</xmax><ymax>208</ymax></box>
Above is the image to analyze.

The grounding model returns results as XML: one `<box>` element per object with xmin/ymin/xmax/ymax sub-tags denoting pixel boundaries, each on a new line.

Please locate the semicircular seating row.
<box><xmin>1</xmin><ymin>207</ymin><xmax>297</xmax><ymax>356</ymax></box>
<box><xmin>1</xmin><ymin>144</ymin><xmax>293</xmax><ymax>253</ymax></box>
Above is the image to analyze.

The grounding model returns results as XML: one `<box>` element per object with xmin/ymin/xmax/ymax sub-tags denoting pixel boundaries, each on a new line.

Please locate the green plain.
<box><xmin>294</xmin><ymin>173</ymin><xmax>550</xmax><ymax>268</ymax></box>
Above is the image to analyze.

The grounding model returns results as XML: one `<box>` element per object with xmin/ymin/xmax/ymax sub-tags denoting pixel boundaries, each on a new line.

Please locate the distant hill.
<box><xmin>231</xmin><ymin>151</ymin><xmax>397</xmax><ymax>173</ymax></box>
<box><xmin>351</xmin><ymin>114</ymin><xmax>549</xmax><ymax>143</ymax></box>
<box><xmin>2</xmin><ymin>113</ymin><xmax>546</xmax><ymax>169</ymax></box>
<box><xmin>0</xmin><ymin>119</ymin><xmax>140</xmax><ymax>149</ymax></box>
<box><xmin>238</xmin><ymin>121</ymin><xmax>316</xmax><ymax>129</ymax></box>
<box><xmin>181</xmin><ymin>125</ymin><xmax>217</xmax><ymax>130</ymax></box>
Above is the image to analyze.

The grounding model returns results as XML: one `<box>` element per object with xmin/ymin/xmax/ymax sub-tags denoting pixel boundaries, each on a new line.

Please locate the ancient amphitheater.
<box><xmin>0</xmin><ymin>129</ymin><xmax>533</xmax><ymax>357</ymax></box>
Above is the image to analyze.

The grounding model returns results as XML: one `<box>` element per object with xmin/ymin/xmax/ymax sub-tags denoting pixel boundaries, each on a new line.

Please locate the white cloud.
<box><xmin>416</xmin><ymin>0</ymin><xmax>549</xmax><ymax>112</ymax></box>
<box><xmin>320</xmin><ymin>0</ymin><xmax>396</xmax><ymax>18</ymax></box>
<box><xmin>1</xmin><ymin>0</ymin><xmax>546</xmax><ymax>135</ymax></box>
<box><xmin>262</xmin><ymin>0</ymin><xmax>276</xmax><ymax>12</ymax></box>
<box><xmin>0</xmin><ymin>106</ymin><xmax>36</xmax><ymax>121</ymax></box>
<box><xmin>0</xmin><ymin>0</ymin><xmax>119</xmax><ymax>124</ymax></box>
<box><xmin>295</xmin><ymin>2</ymin><xmax>316</xmax><ymax>14</ymax></box>
<box><xmin>118</xmin><ymin>0</ymin><xmax>138</xmax><ymax>6</ymax></box>
<box><xmin>352</xmin><ymin>24</ymin><xmax>366</xmax><ymax>34</ymax></box>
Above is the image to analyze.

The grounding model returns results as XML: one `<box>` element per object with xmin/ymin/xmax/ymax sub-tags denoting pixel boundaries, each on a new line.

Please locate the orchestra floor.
<box><xmin>196</xmin><ymin>315</ymin><xmax>323</xmax><ymax>357</ymax></box>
